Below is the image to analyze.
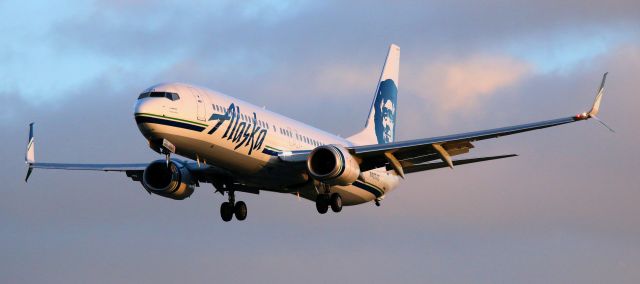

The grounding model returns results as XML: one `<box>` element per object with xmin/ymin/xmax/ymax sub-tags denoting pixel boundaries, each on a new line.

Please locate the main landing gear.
<box><xmin>219</xmin><ymin>191</ymin><xmax>247</xmax><ymax>222</ymax></box>
<box><xmin>315</xmin><ymin>182</ymin><xmax>343</xmax><ymax>214</ymax></box>
<box><xmin>315</xmin><ymin>192</ymin><xmax>343</xmax><ymax>214</ymax></box>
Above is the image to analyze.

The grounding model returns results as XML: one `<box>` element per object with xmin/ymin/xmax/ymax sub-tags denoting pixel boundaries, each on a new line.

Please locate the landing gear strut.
<box><xmin>219</xmin><ymin>190</ymin><xmax>248</xmax><ymax>222</ymax></box>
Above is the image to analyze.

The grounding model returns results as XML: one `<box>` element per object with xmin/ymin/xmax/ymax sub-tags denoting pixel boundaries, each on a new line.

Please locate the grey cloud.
<box><xmin>51</xmin><ymin>0</ymin><xmax>640</xmax><ymax>60</ymax></box>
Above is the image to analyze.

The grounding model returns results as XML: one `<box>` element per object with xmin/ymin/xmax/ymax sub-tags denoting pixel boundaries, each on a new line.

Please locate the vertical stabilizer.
<box><xmin>348</xmin><ymin>44</ymin><xmax>400</xmax><ymax>145</ymax></box>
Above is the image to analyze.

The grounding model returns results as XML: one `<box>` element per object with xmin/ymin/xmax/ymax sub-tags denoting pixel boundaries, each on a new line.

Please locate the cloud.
<box><xmin>406</xmin><ymin>55</ymin><xmax>532</xmax><ymax>119</ymax></box>
<box><xmin>310</xmin><ymin>64</ymin><xmax>377</xmax><ymax>96</ymax></box>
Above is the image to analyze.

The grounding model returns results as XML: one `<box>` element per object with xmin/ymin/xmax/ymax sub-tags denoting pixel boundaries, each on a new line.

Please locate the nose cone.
<box><xmin>134</xmin><ymin>98</ymin><xmax>164</xmax><ymax>139</ymax></box>
<box><xmin>134</xmin><ymin>98</ymin><xmax>159</xmax><ymax>115</ymax></box>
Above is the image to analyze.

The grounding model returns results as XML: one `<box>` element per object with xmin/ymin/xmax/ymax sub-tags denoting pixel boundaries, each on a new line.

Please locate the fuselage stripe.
<box><xmin>135</xmin><ymin>116</ymin><xmax>206</xmax><ymax>132</ymax></box>
<box><xmin>352</xmin><ymin>181</ymin><xmax>384</xmax><ymax>198</ymax></box>
<box><xmin>262</xmin><ymin>148</ymin><xmax>280</xmax><ymax>156</ymax></box>
<box><xmin>134</xmin><ymin>112</ymin><xmax>209</xmax><ymax>127</ymax></box>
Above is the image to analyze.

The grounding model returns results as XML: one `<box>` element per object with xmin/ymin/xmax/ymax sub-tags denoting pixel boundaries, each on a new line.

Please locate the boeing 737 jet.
<box><xmin>25</xmin><ymin>45</ymin><xmax>610</xmax><ymax>222</ymax></box>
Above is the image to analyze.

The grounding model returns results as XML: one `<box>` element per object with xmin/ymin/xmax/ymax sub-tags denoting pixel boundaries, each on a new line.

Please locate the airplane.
<box><xmin>24</xmin><ymin>44</ymin><xmax>611</xmax><ymax>222</ymax></box>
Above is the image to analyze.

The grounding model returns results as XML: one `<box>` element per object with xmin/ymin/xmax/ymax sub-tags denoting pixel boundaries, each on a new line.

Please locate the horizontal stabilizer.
<box><xmin>403</xmin><ymin>154</ymin><xmax>517</xmax><ymax>174</ymax></box>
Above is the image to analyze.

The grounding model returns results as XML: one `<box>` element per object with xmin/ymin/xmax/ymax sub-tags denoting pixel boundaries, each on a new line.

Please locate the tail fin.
<box><xmin>348</xmin><ymin>44</ymin><xmax>400</xmax><ymax>145</ymax></box>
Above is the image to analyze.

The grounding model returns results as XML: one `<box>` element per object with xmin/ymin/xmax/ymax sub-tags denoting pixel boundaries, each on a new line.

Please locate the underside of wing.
<box><xmin>402</xmin><ymin>154</ymin><xmax>517</xmax><ymax>174</ymax></box>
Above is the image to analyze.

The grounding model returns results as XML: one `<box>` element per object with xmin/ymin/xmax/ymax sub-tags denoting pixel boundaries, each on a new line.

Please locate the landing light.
<box><xmin>575</xmin><ymin>112</ymin><xmax>589</xmax><ymax>120</ymax></box>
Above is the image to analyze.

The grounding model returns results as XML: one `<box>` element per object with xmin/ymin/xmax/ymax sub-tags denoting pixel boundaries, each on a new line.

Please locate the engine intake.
<box><xmin>307</xmin><ymin>145</ymin><xmax>360</xmax><ymax>186</ymax></box>
<box><xmin>142</xmin><ymin>160</ymin><xmax>194</xmax><ymax>200</ymax></box>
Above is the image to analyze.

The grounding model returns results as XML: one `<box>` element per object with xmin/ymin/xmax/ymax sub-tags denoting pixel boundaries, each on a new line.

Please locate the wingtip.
<box><xmin>25</xmin><ymin>165</ymin><xmax>33</xmax><ymax>183</ymax></box>
<box><xmin>587</xmin><ymin>72</ymin><xmax>608</xmax><ymax>118</ymax></box>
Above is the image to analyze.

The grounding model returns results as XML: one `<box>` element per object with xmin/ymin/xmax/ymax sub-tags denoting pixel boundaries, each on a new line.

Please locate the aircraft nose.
<box><xmin>134</xmin><ymin>96</ymin><xmax>165</xmax><ymax>138</ymax></box>
<box><xmin>134</xmin><ymin>98</ymin><xmax>159</xmax><ymax>115</ymax></box>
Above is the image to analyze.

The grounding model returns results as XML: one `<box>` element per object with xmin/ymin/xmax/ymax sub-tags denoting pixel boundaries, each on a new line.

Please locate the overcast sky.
<box><xmin>1</xmin><ymin>1</ymin><xmax>639</xmax><ymax>283</ymax></box>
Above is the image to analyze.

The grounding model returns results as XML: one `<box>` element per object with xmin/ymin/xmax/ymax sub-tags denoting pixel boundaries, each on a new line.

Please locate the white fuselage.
<box><xmin>134</xmin><ymin>83</ymin><xmax>400</xmax><ymax>205</ymax></box>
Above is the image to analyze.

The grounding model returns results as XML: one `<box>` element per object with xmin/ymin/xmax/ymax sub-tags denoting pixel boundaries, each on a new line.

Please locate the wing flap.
<box><xmin>403</xmin><ymin>154</ymin><xmax>518</xmax><ymax>174</ymax></box>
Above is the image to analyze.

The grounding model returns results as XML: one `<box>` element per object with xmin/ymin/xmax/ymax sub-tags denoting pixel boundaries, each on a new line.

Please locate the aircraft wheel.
<box><xmin>330</xmin><ymin>193</ymin><xmax>342</xmax><ymax>213</ymax></box>
<box><xmin>220</xmin><ymin>202</ymin><xmax>234</xmax><ymax>222</ymax></box>
<box><xmin>234</xmin><ymin>201</ymin><xmax>247</xmax><ymax>221</ymax></box>
<box><xmin>316</xmin><ymin>195</ymin><xmax>329</xmax><ymax>214</ymax></box>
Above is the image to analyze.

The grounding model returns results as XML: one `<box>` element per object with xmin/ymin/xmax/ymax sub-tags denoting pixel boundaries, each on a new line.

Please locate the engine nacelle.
<box><xmin>306</xmin><ymin>145</ymin><xmax>360</xmax><ymax>186</ymax></box>
<box><xmin>142</xmin><ymin>160</ymin><xmax>195</xmax><ymax>200</ymax></box>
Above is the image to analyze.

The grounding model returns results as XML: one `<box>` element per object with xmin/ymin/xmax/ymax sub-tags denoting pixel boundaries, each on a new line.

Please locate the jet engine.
<box><xmin>142</xmin><ymin>160</ymin><xmax>195</xmax><ymax>200</ymax></box>
<box><xmin>306</xmin><ymin>145</ymin><xmax>360</xmax><ymax>186</ymax></box>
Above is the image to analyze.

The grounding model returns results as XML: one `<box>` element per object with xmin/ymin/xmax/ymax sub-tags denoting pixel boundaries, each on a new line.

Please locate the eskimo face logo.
<box><xmin>207</xmin><ymin>103</ymin><xmax>267</xmax><ymax>155</ymax></box>
<box><xmin>373</xmin><ymin>79</ymin><xmax>397</xmax><ymax>144</ymax></box>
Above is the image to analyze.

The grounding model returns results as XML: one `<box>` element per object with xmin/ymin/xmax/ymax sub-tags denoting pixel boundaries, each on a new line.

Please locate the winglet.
<box><xmin>25</xmin><ymin>123</ymin><xmax>35</xmax><ymax>182</ymax></box>
<box><xmin>588</xmin><ymin>72</ymin><xmax>607</xmax><ymax>117</ymax></box>
<box><xmin>574</xmin><ymin>72</ymin><xmax>614</xmax><ymax>132</ymax></box>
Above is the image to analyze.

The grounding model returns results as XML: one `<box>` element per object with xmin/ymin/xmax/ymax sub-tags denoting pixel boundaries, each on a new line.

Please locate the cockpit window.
<box><xmin>138</xmin><ymin>92</ymin><xmax>150</xmax><ymax>99</ymax></box>
<box><xmin>138</xmin><ymin>92</ymin><xmax>180</xmax><ymax>101</ymax></box>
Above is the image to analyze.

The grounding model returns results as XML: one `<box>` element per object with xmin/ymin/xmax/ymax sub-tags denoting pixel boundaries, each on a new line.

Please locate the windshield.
<box><xmin>138</xmin><ymin>92</ymin><xmax>180</xmax><ymax>101</ymax></box>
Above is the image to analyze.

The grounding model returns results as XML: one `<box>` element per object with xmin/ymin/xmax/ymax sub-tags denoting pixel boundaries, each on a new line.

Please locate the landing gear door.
<box><xmin>189</xmin><ymin>87</ymin><xmax>207</xmax><ymax>121</ymax></box>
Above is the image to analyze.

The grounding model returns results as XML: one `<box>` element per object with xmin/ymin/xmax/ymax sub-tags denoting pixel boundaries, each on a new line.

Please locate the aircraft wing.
<box><xmin>352</xmin><ymin>115</ymin><xmax>580</xmax><ymax>173</ymax></box>
<box><xmin>24</xmin><ymin>124</ymin><xmax>265</xmax><ymax>195</ymax></box>
<box><xmin>350</xmin><ymin>72</ymin><xmax>610</xmax><ymax>176</ymax></box>
<box><xmin>23</xmin><ymin>122</ymin><xmax>148</xmax><ymax>182</ymax></box>
<box><xmin>24</xmin><ymin>123</ymin><xmax>230</xmax><ymax>183</ymax></box>
<box><xmin>29</xmin><ymin>163</ymin><xmax>148</xmax><ymax>171</ymax></box>
<box><xmin>25</xmin><ymin>161</ymin><xmax>147</xmax><ymax>185</ymax></box>
<box><xmin>280</xmin><ymin>73</ymin><xmax>610</xmax><ymax>176</ymax></box>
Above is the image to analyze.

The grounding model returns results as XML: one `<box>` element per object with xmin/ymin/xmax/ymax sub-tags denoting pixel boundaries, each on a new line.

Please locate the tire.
<box><xmin>234</xmin><ymin>201</ymin><xmax>247</xmax><ymax>221</ymax></box>
<box><xmin>330</xmin><ymin>193</ymin><xmax>342</xmax><ymax>213</ymax></box>
<box><xmin>220</xmin><ymin>202</ymin><xmax>234</xmax><ymax>222</ymax></box>
<box><xmin>315</xmin><ymin>195</ymin><xmax>329</xmax><ymax>214</ymax></box>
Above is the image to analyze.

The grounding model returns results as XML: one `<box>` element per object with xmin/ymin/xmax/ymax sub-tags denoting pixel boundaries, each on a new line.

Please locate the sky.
<box><xmin>1</xmin><ymin>0</ymin><xmax>639</xmax><ymax>283</ymax></box>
